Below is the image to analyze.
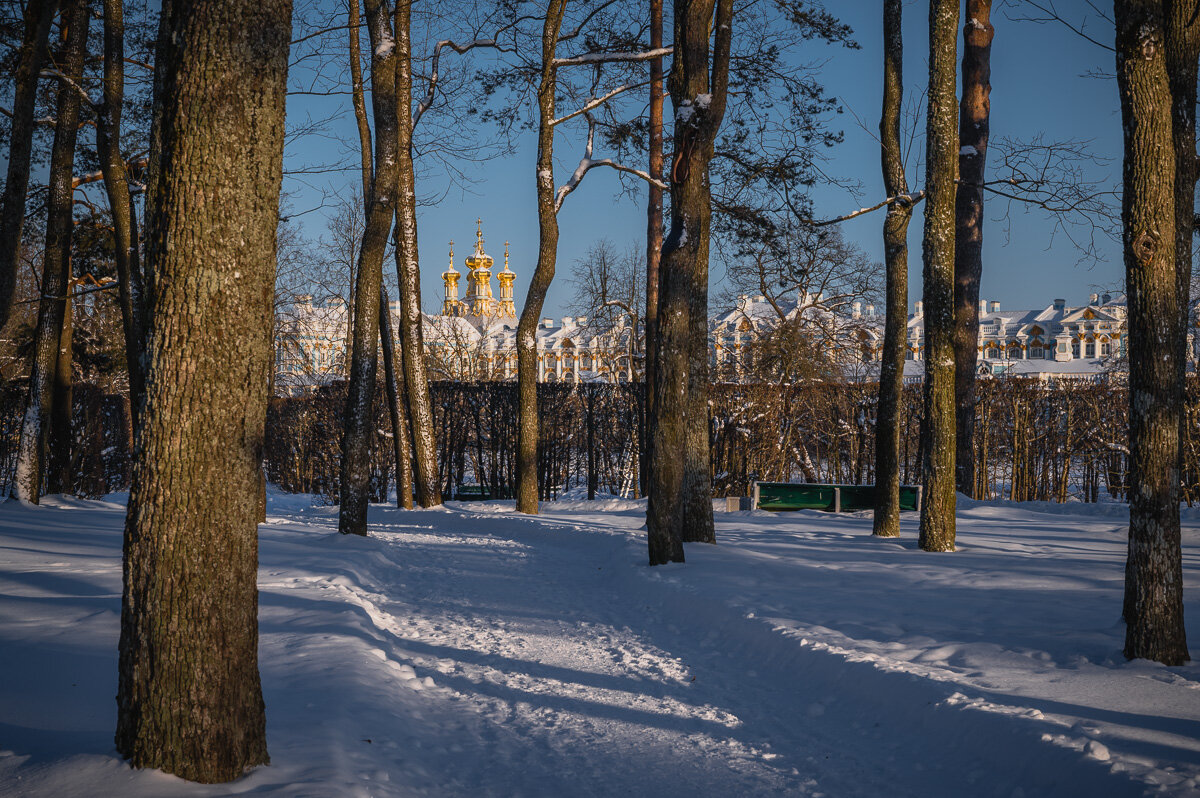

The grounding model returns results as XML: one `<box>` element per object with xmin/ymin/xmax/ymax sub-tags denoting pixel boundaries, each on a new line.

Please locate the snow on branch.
<box><xmin>40</xmin><ymin>68</ymin><xmax>96</xmax><ymax>108</ymax></box>
<box><xmin>552</xmin><ymin>47</ymin><xmax>672</xmax><ymax>67</ymax></box>
<box><xmin>550</xmin><ymin>81</ymin><xmax>647</xmax><ymax>127</ymax></box>
<box><xmin>554</xmin><ymin>113</ymin><xmax>667</xmax><ymax>214</ymax></box>
<box><xmin>813</xmin><ymin>190</ymin><xmax>926</xmax><ymax>226</ymax></box>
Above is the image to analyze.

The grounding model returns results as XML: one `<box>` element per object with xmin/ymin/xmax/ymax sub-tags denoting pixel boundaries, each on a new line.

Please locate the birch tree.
<box><xmin>115</xmin><ymin>0</ymin><xmax>292</xmax><ymax>780</ymax></box>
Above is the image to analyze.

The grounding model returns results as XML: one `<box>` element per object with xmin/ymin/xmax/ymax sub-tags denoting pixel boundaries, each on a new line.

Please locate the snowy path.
<box><xmin>0</xmin><ymin>493</ymin><xmax>1198</xmax><ymax>796</ymax></box>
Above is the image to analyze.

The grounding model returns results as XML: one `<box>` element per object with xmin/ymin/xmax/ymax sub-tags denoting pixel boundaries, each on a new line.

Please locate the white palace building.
<box><xmin>276</xmin><ymin>221</ymin><xmax>1183</xmax><ymax>391</ymax></box>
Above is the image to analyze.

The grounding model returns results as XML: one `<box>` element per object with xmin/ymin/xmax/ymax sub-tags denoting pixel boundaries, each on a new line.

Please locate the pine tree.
<box><xmin>115</xmin><ymin>0</ymin><xmax>292</xmax><ymax>781</ymax></box>
<box><xmin>953</xmin><ymin>0</ymin><xmax>993</xmax><ymax>499</ymax></box>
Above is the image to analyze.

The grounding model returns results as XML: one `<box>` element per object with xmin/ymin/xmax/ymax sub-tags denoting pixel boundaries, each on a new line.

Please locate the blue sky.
<box><xmin>282</xmin><ymin>1</ymin><xmax>1125</xmax><ymax>319</ymax></box>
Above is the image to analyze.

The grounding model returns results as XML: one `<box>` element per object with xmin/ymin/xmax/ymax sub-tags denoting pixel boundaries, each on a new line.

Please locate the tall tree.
<box><xmin>339</xmin><ymin>0</ymin><xmax>399</xmax><ymax>536</ymax></box>
<box><xmin>115</xmin><ymin>0</ymin><xmax>292</xmax><ymax>781</ymax></box>
<box><xmin>918</xmin><ymin>0</ymin><xmax>959</xmax><ymax>552</ymax></box>
<box><xmin>393</xmin><ymin>0</ymin><xmax>442</xmax><ymax>508</ymax></box>
<box><xmin>515</xmin><ymin>0</ymin><xmax>568</xmax><ymax>515</ymax></box>
<box><xmin>872</xmin><ymin>0</ymin><xmax>915</xmax><ymax>539</ymax></box>
<box><xmin>643</xmin><ymin>0</ymin><xmax>664</xmax><ymax>496</ymax></box>
<box><xmin>97</xmin><ymin>0</ymin><xmax>148</xmax><ymax>430</ymax></box>
<box><xmin>0</xmin><ymin>0</ymin><xmax>60</xmax><ymax>332</ymax></box>
<box><xmin>953</xmin><ymin>0</ymin><xmax>994</xmax><ymax>499</ymax></box>
<box><xmin>647</xmin><ymin>0</ymin><xmax>732</xmax><ymax>563</ymax></box>
<box><xmin>11</xmin><ymin>0</ymin><xmax>90</xmax><ymax>503</ymax></box>
<box><xmin>1116</xmin><ymin>0</ymin><xmax>1189</xmax><ymax>665</ymax></box>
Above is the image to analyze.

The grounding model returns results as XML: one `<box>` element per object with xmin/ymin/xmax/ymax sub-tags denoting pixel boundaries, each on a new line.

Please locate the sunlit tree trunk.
<box><xmin>339</xmin><ymin>0</ymin><xmax>399</xmax><ymax>536</ymax></box>
<box><xmin>953</xmin><ymin>0</ymin><xmax>993</xmax><ymax>499</ymax></box>
<box><xmin>872</xmin><ymin>0</ymin><xmax>912</xmax><ymax>538</ymax></box>
<box><xmin>393</xmin><ymin>0</ymin><xmax>441</xmax><ymax>507</ymax></box>
<box><xmin>647</xmin><ymin>0</ymin><xmax>732</xmax><ymax>563</ymax></box>
<box><xmin>115</xmin><ymin>0</ymin><xmax>291</xmax><ymax>780</ymax></box>
<box><xmin>11</xmin><ymin>0</ymin><xmax>89</xmax><ymax>503</ymax></box>
<box><xmin>918</xmin><ymin>0</ymin><xmax>959</xmax><ymax>552</ymax></box>
<box><xmin>515</xmin><ymin>0</ymin><xmax>567</xmax><ymax>515</ymax></box>
<box><xmin>1116</xmin><ymin>0</ymin><xmax>1189</xmax><ymax>665</ymax></box>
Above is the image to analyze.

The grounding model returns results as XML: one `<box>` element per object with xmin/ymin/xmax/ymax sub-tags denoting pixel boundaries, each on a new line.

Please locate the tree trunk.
<box><xmin>11</xmin><ymin>0</ymin><xmax>89</xmax><ymax>504</ymax></box>
<box><xmin>381</xmin><ymin>286</ymin><xmax>413</xmax><ymax>508</ymax></box>
<box><xmin>393</xmin><ymin>0</ymin><xmax>441</xmax><ymax>508</ymax></box>
<box><xmin>0</xmin><ymin>0</ymin><xmax>59</xmax><ymax>331</ymax></box>
<box><xmin>647</xmin><ymin>0</ymin><xmax>732</xmax><ymax>563</ymax></box>
<box><xmin>98</xmin><ymin>0</ymin><xmax>147</xmax><ymax>430</ymax></box>
<box><xmin>47</xmin><ymin>286</ymin><xmax>74</xmax><ymax>494</ymax></box>
<box><xmin>918</xmin><ymin>0</ymin><xmax>959</xmax><ymax>552</ymax></box>
<box><xmin>515</xmin><ymin>0</ymin><xmax>568</xmax><ymax>515</ymax></box>
<box><xmin>953</xmin><ymin>0</ymin><xmax>993</xmax><ymax>499</ymax></box>
<box><xmin>1116</xmin><ymin>0</ymin><xmax>1189</xmax><ymax>665</ymax></box>
<box><xmin>643</xmin><ymin>0</ymin><xmax>664</xmax><ymax>499</ymax></box>
<box><xmin>339</xmin><ymin>0</ymin><xmax>399</xmax><ymax>537</ymax></box>
<box><xmin>872</xmin><ymin>0</ymin><xmax>912</xmax><ymax>538</ymax></box>
<box><xmin>115</xmin><ymin>0</ymin><xmax>291</xmax><ymax>781</ymax></box>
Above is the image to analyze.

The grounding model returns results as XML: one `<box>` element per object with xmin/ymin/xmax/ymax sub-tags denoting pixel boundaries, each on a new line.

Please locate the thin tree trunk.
<box><xmin>647</xmin><ymin>0</ymin><xmax>731</xmax><ymax>562</ymax></box>
<box><xmin>381</xmin><ymin>287</ymin><xmax>413</xmax><ymax>508</ymax></box>
<box><xmin>393</xmin><ymin>0</ymin><xmax>441</xmax><ymax>507</ymax></box>
<box><xmin>918</xmin><ymin>0</ymin><xmax>959</xmax><ymax>552</ymax></box>
<box><xmin>643</xmin><ymin>0</ymin><xmax>664</xmax><ymax>499</ymax></box>
<box><xmin>116</xmin><ymin>0</ymin><xmax>291</xmax><ymax>781</ymax></box>
<box><xmin>873</xmin><ymin>0</ymin><xmax>912</xmax><ymax>538</ymax></box>
<box><xmin>1116</xmin><ymin>0</ymin><xmax>1189</xmax><ymax>665</ymax></box>
<box><xmin>11</xmin><ymin>0</ymin><xmax>89</xmax><ymax>504</ymax></box>
<box><xmin>98</xmin><ymin>0</ymin><xmax>146</xmax><ymax>429</ymax></box>
<box><xmin>0</xmin><ymin>0</ymin><xmax>60</xmax><ymax>331</ymax></box>
<box><xmin>515</xmin><ymin>0</ymin><xmax>567</xmax><ymax>515</ymax></box>
<box><xmin>953</xmin><ymin>0</ymin><xmax>993</xmax><ymax>499</ymax></box>
<box><xmin>339</xmin><ymin>0</ymin><xmax>398</xmax><ymax>536</ymax></box>
<box><xmin>47</xmin><ymin>285</ymin><xmax>73</xmax><ymax>494</ymax></box>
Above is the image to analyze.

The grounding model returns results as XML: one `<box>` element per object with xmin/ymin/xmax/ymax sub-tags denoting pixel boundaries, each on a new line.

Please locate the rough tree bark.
<box><xmin>953</xmin><ymin>0</ymin><xmax>993</xmax><ymax>500</ymax></box>
<box><xmin>872</xmin><ymin>0</ymin><xmax>913</xmax><ymax>539</ymax></box>
<box><xmin>0</xmin><ymin>0</ymin><xmax>60</xmax><ymax>332</ymax></box>
<box><xmin>114</xmin><ymin>0</ymin><xmax>291</xmax><ymax>781</ymax></box>
<box><xmin>515</xmin><ymin>0</ymin><xmax>568</xmax><ymax>515</ymax></box>
<box><xmin>647</xmin><ymin>0</ymin><xmax>732</xmax><ymax>563</ymax></box>
<box><xmin>339</xmin><ymin>0</ymin><xmax>398</xmax><ymax>536</ymax></box>
<box><xmin>46</xmin><ymin>282</ymin><xmax>73</xmax><ymax>494</ymax></box>
<box><xmin>98</xmin><ymin>0</ymin><xmax>147</xmax><ymax>430</ymax></box>
<box><xmin>642</xmin><ymin>0</ymin><xmax>664</xmax><ymax>499</ymax></box>
<box><xmin>11</xmin><ymin>0</ymin><xmax>89</xmax><ymax>504</ymax></box>
<box><xmin>918</xmin><ymin>0</ymin><xmax>959</xmax><ymax>552</ymax></box>
<box><xmin>393</xmin><ymin>0</ymin><xmax>441</xmax><ymax>508</ymax></box>
<box><xmin>1115</xmin><ymin>0</ymin><xmax>1189</xmax><ymax>665</ymax></box>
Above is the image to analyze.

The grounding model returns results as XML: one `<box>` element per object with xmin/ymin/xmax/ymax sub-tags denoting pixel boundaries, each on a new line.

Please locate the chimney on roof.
<box><xmin>852</xmin><ymin>301</ymin><xmax>862</xmax><ymax>318</ymax></box>
<box><xmin>1053</xmin><ymin>298</ymin><xmax>1066</xmax><ymax>311</ymax></box>
<box><xmin>990</xmin><ymin>301</ymin><xmax>1000</xmax><ymax>312</ymax></box>
<box><xmin>1102</xmin><ymin>292</ymin><xmax>1112</xmax><ymax>304</ymax></box>
<box><xmin>978</xmin><ymin>299</ymin><xmax>987</xmax><ymax>315</ymax></box>
<box><xmin>865</xmin><ymin>304</ymin><xmax>875</xmax><ymax>317</ymax></box>
<box><xmin>1090</xmin><ymin>292</ymin><xmax>1099</xmax><ymax>305</ymax></box>
<box><xmin>915</xmin><ymin>300</ymin><xmax>923</xmax><ymax>316</ymax></box>
<box><xmin>562</xmin><ymin>317</ymin><xmax>573</xmax><ymax>329</ymax></box>
<box><xmin>543</xmin><ymin>318</ymin><xmax>554</xmax><ymax>329</ymax></box>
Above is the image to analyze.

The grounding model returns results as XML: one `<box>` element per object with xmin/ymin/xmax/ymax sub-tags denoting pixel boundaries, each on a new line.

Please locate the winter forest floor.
<box><xmin>0</xmin><ymin>492</ymin><xmax>1199</xmax><ymax>797</ymax></box>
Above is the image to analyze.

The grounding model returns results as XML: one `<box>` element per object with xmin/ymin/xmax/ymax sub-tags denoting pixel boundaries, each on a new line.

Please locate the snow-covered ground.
<box><xmin>1</xmin><ymin>491</ymin><xmax>1198</xmax><ymax>797</ymax></box>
